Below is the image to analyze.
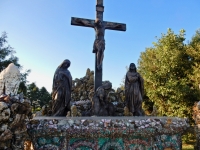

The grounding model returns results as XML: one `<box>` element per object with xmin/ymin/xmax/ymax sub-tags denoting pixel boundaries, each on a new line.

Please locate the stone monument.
<box><xmin>0</xmin><ymin>63</ymin><xmax>32</xmax><ymax>149</ymax></box>
<box><xmin>0</xmin><ymin>63</ymin><xmax>21</xmax><ymax>96</ymax></box>
<box><xmin>27</xmin><ymin>1</ymin><xmax>189</xmax><ymax>149</ymax></box>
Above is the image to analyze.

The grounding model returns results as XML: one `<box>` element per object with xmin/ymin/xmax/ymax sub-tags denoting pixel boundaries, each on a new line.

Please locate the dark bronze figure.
<box><xmin>92</xmin><ymin>86</ymin><xmax>107</xmax><ymax>116</ymax></box>
<box><xmin>92</xmin><ymin>81</ymin><xmax>115</xmax><ymax>116</ymax></box>
<box><xmin>93</xmin><ymin>19</ymin><xmax>105</xmax><ymax>70</ymax></box>
<box><xmin>125</xmin><ymin>63</ymin><xmax>144</xmax><ymax>116</ymax></box>
<box><xmin>51</xmin><ymin>59</ymin><xmax>72</xmax><ymax>116</ymax></box>
<box><xmin>71</xmin><ymin>0</ymin><xmax>126</xmax><ymax>91</ymax></box>
<box><xmin>72</xmin><ymin>18</ymin><xmax>125</xmax><ymax>71</ymax></box>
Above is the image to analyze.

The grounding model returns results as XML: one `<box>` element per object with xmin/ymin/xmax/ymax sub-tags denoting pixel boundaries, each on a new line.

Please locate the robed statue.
<box><xmin>51</xmin><ymin>59</ymin><xmax>72</xmax><ymax>116</ymax></box>
<box><xmin>125</xmin><ymin>63</ymin><xmax>144</xmax><ymax>116</ymax></box>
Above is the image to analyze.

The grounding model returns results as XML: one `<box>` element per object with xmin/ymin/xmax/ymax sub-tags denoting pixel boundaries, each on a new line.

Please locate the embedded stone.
<box><xmin>0</xmin><ymin>129</ymin><xmax>12</xmax><ymax>142</ymax></box>
<box><xmin>0</xmin><ymin>124</ymin><xmax>8</xmax><ymax>132</ymax></box>
<box><xmin>0</xmin><ymin>63</ymin><xmax>21</xmax><ymax>96</ymax></box>
<box><xmin>0</xmin><ymin>102</ymin><xmax>10</xmax><ymax>123</ymax></box>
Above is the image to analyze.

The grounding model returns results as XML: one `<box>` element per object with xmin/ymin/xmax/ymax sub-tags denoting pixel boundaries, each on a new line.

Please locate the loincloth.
<box><xmin>93</xmin><ymin>39</ymin><xmax>105</xmax><ymax>53</ymax></box>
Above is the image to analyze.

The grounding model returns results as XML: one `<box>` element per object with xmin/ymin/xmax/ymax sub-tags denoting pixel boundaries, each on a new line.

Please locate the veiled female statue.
<box><xmin>51</xmin><ymin>59</ymin><xmax>72</xmax><ymax>116</ymax></box>
<box><xmin>125</xmin><ymin>63</ymin><xmax>144</xmax><ymax>116</ymax></box>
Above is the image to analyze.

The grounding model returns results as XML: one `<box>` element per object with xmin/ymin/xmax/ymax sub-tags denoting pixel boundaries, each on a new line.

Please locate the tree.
<box><xmin>186</xmin><ymin>29</ymin><xmax>200</xmax><ymax>89</ymax></box>
<box><xmin>0</xmin><ymin>32</ymin><xmax>31</xmax><ymax>95</ymax></box>
<box><xmin>0</xmin><ymin>32</ymin><xmax>20</xmax><ymax>71</ymax></box>
<box><xmin>18</xmin><ymin>69</ymin><xmax>31</xmax><ymax>95</ymax></box>
<box><xmin>38</xmin><ymin>87</ymin><xmax>51</xmax><ymax>107</ymax></box>
<box><xmin>138</xmin><ymin>29</ymin><xmax>199</xmax><ymax>119</ymax></box>
<box><xmin>26</xmin><ymin>82</ymin><xmax>40</xmax><ymax>109</ymax></box>
<box><xmin>26</xmin><ymin>82</ymin><xmax>51</xmax><ymax>111</ymax></box>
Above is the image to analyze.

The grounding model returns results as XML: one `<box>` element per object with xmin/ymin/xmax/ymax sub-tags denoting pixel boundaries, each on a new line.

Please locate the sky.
<box><xmin>0</xmin><ymin>0</ymin><xmax>200</xmax><ymax>93</ymax></box>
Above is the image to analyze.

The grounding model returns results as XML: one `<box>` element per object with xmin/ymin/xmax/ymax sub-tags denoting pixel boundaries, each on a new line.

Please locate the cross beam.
<box><xmin>71</xmin><ymin>0</ymin><xmax>126</xmax><ymax>91</ymax></box>
<box><xmin>71</xmin><ymin>17</ymin><xmax>126</xmax><ymax>31</ymax></box>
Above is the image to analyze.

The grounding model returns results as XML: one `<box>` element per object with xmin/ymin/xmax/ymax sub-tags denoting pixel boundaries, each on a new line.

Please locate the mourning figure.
<box><xmin>125</xmin><ymin>63</ymin><xmax>144</xmax><ymax>116</ymax></box>
<box><xmin>92</xmin><ymin>83</ymin><xmax>115</xmax><ymax>116</ymax></box>
<box><xmin>52</xmin><ymin>59</ymin><xmax>72</xmax><ymax>116</ymax></box>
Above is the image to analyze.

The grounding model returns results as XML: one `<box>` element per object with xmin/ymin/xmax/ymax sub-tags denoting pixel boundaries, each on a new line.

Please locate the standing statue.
<box><xmin>125</xmin><ymin>63</ymin><xmax>144</xmax><ymax>116</ymax></box>
<box><xmin>51</xmin><ymin>59</ymin><xmax>72</xmax><ymax>116</ymax></box>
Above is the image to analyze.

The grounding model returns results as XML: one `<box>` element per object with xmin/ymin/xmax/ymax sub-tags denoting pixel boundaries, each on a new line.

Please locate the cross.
<box><xmin>71</xmin><ymin>0</ymin><xmax>126</xmax><ymax>91</ymax></box>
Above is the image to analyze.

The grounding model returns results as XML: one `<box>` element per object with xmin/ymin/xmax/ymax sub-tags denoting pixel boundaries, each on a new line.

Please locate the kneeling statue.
<box><xmin>92</xmin><ymin>86</ymin><xmax>115</xmax><ymax>116</ymax></box>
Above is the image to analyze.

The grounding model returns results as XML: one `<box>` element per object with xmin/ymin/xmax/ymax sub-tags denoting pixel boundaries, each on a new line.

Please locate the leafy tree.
<box><xmin>0</xmin><ymin>32</ymin><xmax>20</xmax><ymax>71</ymax></box>
<box><xmin>26</xmin><ymin>82</ymin><xmax>51</xmax><ymax>110</ymax></box>
<box><xmin>26</xmin><ymin>82</ymin><xmax>40</xmax><ymax>108</ymax></box>
<box><xmin>38</xmin><ymin>87</ymin><xmax>51</xmax><ymax>107</ymax></box>
<box><xmin>186</xmin><ymin>29</ymin><xmax>200</xmax><ymax>89</ymax></box>
<box><xmin>0</xmin><ymin>32</ymin><xmax>31</xmax><ymax>95</ymax></box>
<box><xmin>138</xmin><ymin>29</ymin><xmax>199</xmax><ymax>119</ymax></box>
<box><xmin>18</xmin><ymin>69</ymin><xmax>31</xmax><ymax>95</ymax></box>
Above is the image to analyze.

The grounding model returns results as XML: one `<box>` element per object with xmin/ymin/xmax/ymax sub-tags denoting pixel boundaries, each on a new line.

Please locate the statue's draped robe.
<box><xmin>125</xmin><ymin>71</ymin><xmax>144</xmax><ymax>116</ymax></box>
<box><xmin>52</xmin><ymin>67</ymin><xmax>72</xmax><ymax>116</ymax></box>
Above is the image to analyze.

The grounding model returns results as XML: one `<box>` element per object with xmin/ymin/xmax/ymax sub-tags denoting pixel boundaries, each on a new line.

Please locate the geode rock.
<box><xmin>0</xmin><ymin>102</ymin><xmax>10</xmax><ymax>123</ymax></box>
<box><xmin>0</xmin><ymin>129</ymin><xmax>13</xmax><ymax>141</ymax></box>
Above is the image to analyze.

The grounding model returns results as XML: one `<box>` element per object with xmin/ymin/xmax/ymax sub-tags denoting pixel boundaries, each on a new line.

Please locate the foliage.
<box><xmin>26</xmin><ymin>82</ymin><xmax>51</xmax><ymax>110</ymax></box>
<box><xmin>0</xmin><ymin>32</ymin><xmax>20</xmax><ymax>71</ymax></box>
<box><xmin>186</xmin><ymin>29</ymin><xmax>200</xmax><ymax>88</ymax></box>
<box><xmin>0</xmin><ymin>32</ymin><xmax>31</xmax><ymax>95</ymax></box>
<box><xmin>0</xmin><ymin>32</ymin><xmax>51</xmax><ymax>110</ymax></box>
<box><xmin>18</xmin><ymin>69</ymin><xmax>31</xmax><ymax>95</ymax></box>
<box><xmin>38</xmin><ymin>86</ymin><xmax>51</xmax><ymax>107</ymax></box>
<box><xmin>138</xmin><ymin>28</ymin><xmax>200</xmax><ymax>119</ymax></box>
<box><xmin>27</xmin><ymin>82</ymin><xmax>40</xmax><ymax>106</ymax></box>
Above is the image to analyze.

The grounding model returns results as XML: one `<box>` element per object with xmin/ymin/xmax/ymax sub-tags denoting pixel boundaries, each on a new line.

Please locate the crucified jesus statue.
<box><xmin>71</xmin><ymin>0</ymin><xmax>126</xmax><ymax>90</ymax></box>
<box><xmin>73</xmin><ymin>18</ymin><xmax>125</xmax><ymax>70</ymax></box>
<box><xmin>93</xmin><ymin>18</ymin><xmax>105</xmax><ymax>70</ymax></box>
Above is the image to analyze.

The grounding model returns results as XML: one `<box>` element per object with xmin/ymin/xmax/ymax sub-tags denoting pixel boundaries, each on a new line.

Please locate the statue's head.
<box><xmin>59</xmin><ymin>59</ymin><xmax>71</xmax><ymax>69</ymax></box>
<box><xmin>129</xmin><ymin>63</ymin><xmax>136</xmax><ymax>72</ymax></box>
<box><xmin>95</xmin><ymin>18</ymin><xmax>102</xmax><ymax>27</ymax></box>
<box><xmin>96</xmin><ymin>86</ymin><xmax>105</xmax><ymax>100</ymax></box>
<box><xmin>102</xmin><ymin>81</ymin><xmax>112</xmax><ymax>90</ymax></box>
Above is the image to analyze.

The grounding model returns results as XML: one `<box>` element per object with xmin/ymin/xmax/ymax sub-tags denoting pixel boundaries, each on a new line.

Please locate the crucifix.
<box><xmin>71</xmin><ymin>0</ymin><xmax>126</xmax><ymax>91</ymax></box>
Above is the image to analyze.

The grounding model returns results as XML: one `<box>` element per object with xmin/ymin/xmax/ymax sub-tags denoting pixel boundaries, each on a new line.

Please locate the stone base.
<box><xmin>28</xmin><ymin>116</ymin><xmax>189</xmax><ymax>150</ymax></box>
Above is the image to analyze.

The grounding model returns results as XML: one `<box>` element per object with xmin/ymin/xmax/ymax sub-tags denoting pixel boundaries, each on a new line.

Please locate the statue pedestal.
<box><xmin>28</xmin><ymin>116</ymin><xmax>189</xmax><ymax>150</ymax></box>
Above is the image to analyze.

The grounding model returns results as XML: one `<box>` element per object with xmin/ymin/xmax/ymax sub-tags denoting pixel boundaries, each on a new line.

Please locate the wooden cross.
<box><xmin>71</xmin><ymin>0</ymin><xmax>126</xmax><ymax>91</ymax></box>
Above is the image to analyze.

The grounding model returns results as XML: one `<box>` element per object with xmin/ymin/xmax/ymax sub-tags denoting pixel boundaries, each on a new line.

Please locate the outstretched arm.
<box><xmin>71</xmin><ymin>17</ymin><xmax>94</xmax><ymax>28</ymax></box>
<box><xmin>105</xmin><ymin>21</ymin><xmax>126</xmax><ymax>31</ymax></box>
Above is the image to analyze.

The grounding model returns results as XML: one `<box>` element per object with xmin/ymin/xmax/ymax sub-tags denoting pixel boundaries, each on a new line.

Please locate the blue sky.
<box><xmin>0</xmin><ymin>0</ymin><xmax>200</xmax><ymax>92</ymax></box>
